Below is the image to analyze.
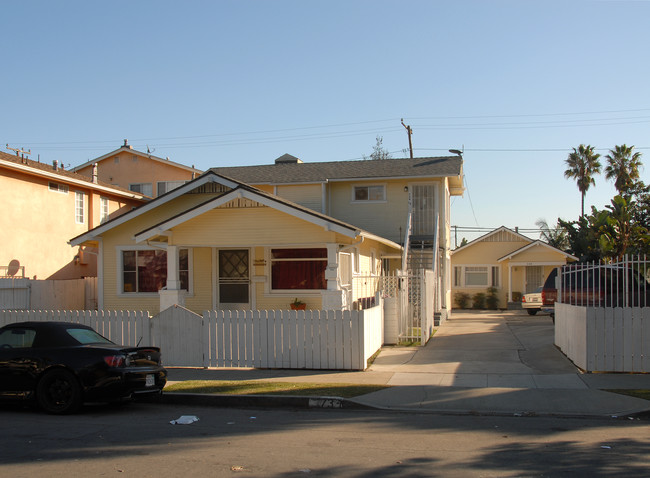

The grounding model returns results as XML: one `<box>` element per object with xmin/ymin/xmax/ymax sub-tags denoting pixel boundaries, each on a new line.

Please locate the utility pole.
<box><xmin>400</xmin><ymin>119</ymin><xmax>413</xmax><ymax>158</ymax></box>
<box><xmin>6</xmin><ymin>144</ymin><xmax>31</xmax><ymax>159</ymax></box>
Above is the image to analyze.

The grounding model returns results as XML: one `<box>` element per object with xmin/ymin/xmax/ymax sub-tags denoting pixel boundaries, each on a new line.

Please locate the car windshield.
<box><xmin>66</xmin><ymin>328</ymin><xmax>114</xmax><ymax>345</ymax></box>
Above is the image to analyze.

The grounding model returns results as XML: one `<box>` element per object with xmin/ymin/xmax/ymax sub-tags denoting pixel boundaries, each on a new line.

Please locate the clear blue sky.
<box><xmin>3</xmin><ymin>0</ymin><xmax>649</xmax><ymax>243</ymax></box>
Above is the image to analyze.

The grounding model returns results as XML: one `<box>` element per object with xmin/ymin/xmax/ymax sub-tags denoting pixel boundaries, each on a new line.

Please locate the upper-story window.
<box><xmin>129</xmin><ymin>183</ymin><xmax>153</xmax><ymax>197</ymax></box>
<box><xmin>48</xmin><ymin>182</ymin><xmax>69</xmax><ymax>194</ymax></box>
<box><xmin>353</xmin><ymin>185</ymin><xmax>385</xmax><ymax>202</ymax></box>
<box><xmin>100</xmin><ymin>197</ymin><xmax>110</xmax><ymax>223</ymax></box>
<box><xmin>157</xmin><ymin>180</ymin><xmax>187</xmax><ymax>196</ymax></box>
<box><xmin>75</xmin><ymin>192</ymin><xmax>85</xmax><ymax>224</ymax></box>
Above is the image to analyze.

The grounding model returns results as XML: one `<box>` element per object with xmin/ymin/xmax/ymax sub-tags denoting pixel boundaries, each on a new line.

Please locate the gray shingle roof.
<box><xmin>209</xmin><ymin>156</ymin><xmax>462</xmax><ymax>184</ymax></box>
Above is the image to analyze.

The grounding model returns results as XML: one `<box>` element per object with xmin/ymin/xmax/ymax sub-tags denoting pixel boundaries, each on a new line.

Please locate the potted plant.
<box><xmin>290</xmin><ymin>298</ymin><xmax>306</xmax><ymax>310</ymax></box>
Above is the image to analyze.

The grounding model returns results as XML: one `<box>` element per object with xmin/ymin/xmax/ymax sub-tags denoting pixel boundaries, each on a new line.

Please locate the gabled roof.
<box><xmin>497</xmin><ymin>240</ymin><xmax>578</xmax><ymax>262</ymax></box>
<box><xmin>0</xmin><ymin>150</ymin><xmax>147</xmax><ymax>200</ymax></box>
<box><xmin>451</xmin><ymin>226</ymin><xmax>533</xmax><ymax>255</ymax></box>
<box><xmin>70</xmin><ymin>142</ymin><xmax>203</xmax><ymax>175</ymax></box>
<box><xmin>209</xmin><ymin>155</ymin><xmax>464</xmax><ymax>190</ymax></box>
<box><xmin>70</xmin><ymin>171</ymin><xmax>402</xmax><ymax>250</ymax></box>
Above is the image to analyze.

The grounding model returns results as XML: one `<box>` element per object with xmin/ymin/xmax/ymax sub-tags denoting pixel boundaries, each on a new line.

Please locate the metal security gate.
<box><xmin>352</xmin><ymin>270</ymin><xmax>434</xmax><ymax>344</ymax></box>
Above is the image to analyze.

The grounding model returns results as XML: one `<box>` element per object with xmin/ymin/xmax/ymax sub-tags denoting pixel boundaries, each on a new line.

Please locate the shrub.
<box><xmin>511</xmin><ymin>291</ymin><xmax>522</xmax><ymax>303</ymax></box>
<box><xmin>455</xmin><ymin>292</ymin><xmax>470</xmax><ymax>309</ymax></box>
<box><xmin>472</xmin><ymin>292</ymin><xmax>486</xmax><ymax>309</ymax></box>
<box><xmin>486</xmin><ymin>287</ymin><xmax>499</xmax><ymax>310</ymax></box>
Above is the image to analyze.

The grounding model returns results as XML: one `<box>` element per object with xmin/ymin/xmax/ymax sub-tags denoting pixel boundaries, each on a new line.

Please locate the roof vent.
<box><xmin>275</xmin><ymin>153</ymin><xmax>302</xmax><ymax>164</ymax></box>
<box><xmin>123</xmin><ymin>139</ymin><xmax>133</xmax><ymax>150</ymax></box>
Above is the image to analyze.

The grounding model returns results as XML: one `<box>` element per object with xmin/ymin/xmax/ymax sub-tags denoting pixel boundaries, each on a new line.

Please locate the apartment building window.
<box><xmin>75</xmin><ymin>192</ymin><xmax>85</xmax><ymax>224</ymax></box>
<box><xmin>49</xmin><ymin>182</ymin><xmax>68</xmax><ymax>193</ymax></box>
<box><xmin>157</xmin><ymin>180</ymin><xmax>187</xmax><ymax>196</ymax></box>
<box><xmin>100</xmin><ymin>197</ymin><xmax>109</xmax><ymax>223</ymax></box>
<box><xmin>129</xmin><ymin>183</ymin><xmax>153</xmax><ymax>197</ymax></box>
<box><xmin>353</xmin><ymin>185</ymin><xmax>385</xmax><ymax>202</ymax></box>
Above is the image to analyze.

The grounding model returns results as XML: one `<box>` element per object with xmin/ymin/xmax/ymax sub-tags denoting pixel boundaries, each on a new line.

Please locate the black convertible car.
<box><xmin>0</xmin><ymin>321</ymin><xmax>167</xmax><ymax>414</ymax></box>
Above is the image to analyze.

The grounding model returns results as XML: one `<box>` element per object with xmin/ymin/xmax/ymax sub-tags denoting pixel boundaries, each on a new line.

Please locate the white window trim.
<box><xmin>49</xmin><ymin>182</ymin><xmax>69</xmax><ymax>194</ymax></box>
<box><xmin>351</xmin><ymin>183</ymin><xmax>387</xmax><ymax>203</ymax></box>
<box><xmin>100</xmin><ymin>197</ymin><xmax>109</xmax><ymax>223</ymax></box>
<box><xmin>75</xmin><ymin>191</ymin><xmax>85</xmax><ymax>224</ymax></box>
<box><xmin>116</xmin><ymin>245</ymin><xmax>192</xmax><ymax>296</ymax></box>
<box><xmin>454</xmin><ymin>264</ymin><xmax>500</xmax><ymax>288</ymax></box>
<box><xmin>265</xmin><ymin>246</ymin><xmax>328</xmax><ymax>296</ymax></box>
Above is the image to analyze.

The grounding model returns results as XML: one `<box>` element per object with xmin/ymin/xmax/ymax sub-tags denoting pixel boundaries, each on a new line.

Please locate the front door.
<box><xmin>525</xmin><ymin>266</ymin><xmax>543</xmax><ymax>293</ymax></box>
<box><xmin>217</xmin><ymin>249</ymin><xmax>250</xmax><ymax>310</ymax></box>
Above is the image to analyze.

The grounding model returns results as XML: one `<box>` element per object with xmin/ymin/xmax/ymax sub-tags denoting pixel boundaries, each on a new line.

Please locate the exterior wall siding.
<box><xmin>275</xmin><ymin>184</ymin><xmax>323</xmax><ymax>212</ymax></box>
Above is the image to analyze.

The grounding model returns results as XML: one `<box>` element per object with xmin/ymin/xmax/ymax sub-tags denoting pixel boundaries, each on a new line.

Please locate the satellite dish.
<box><xmin>7</xmin><ymin>259</ymin><xmax>20</xmax><ymax>277</ymax></box>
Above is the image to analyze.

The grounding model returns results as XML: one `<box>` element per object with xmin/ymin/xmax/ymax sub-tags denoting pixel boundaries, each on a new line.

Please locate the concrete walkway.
<box><xmin>166</xmin><ymin>310</ymin><xmax>650</xmax><ymax>417</ymax></box>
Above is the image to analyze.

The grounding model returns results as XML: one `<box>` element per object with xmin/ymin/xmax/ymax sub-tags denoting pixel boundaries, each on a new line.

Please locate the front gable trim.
<box><xmin>497</xmin><ymin>240</ymin><xmax>578</xmax><ymax>262</ymax></box>
<box><xmin>451</xmin><ymin>226</ymin><xmax>533</xmax><ymax>255</ymax></box>
<box><xmin>134</xmin><ymin>186</ymin><xmax>360</xmax><ymax>243</ymax></box>
<box><xmin>69</xmin><ymin>172</ymin><xmax>237</xmax><ymax>246</ymax></box>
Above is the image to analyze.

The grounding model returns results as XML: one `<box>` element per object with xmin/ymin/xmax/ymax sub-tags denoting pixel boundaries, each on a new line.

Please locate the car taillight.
<box><xmin>522</xmin><ymin>296</ymin><xmax>526</xmax><ymax>303</ymax></box>
<box><xmin>104</xmin><ymin>355</ymin><xmax>128</xmax><ymax>368</ymax></box>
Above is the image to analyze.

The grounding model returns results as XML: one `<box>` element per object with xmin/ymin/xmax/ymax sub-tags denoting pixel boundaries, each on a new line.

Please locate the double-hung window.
<box><xmin>270</xmin><ymin>248</ymin><xmax>327</xmax><ymax>290</ymax></box>
<box><xmin>75</xmin><ymin>192</ymin><xmax>85</xmax><ymax>224</ymax></box>
<box><xmin>100</xmin><ymin>197</ymin><xmax>109</xmax><ymax>223</ymax></box>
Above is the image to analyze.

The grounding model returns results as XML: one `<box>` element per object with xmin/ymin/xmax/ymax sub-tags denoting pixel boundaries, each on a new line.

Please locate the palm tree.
<box><xmin>564</xmin><ymin>144</ymin><xmax>602</xmax><ymax>217</ymax></box>
<box><xmin>604</xmin><ymin>144</ymin><xmax>643</xmax><ymax>195</ymax></box>
<box><xmin>535</xmin><ymin>218</ymin><xmax>568</xmax><ymax>250</ymax></box>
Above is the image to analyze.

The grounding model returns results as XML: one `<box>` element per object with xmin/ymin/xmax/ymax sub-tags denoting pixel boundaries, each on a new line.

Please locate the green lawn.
<box><xmin>164</xmin><ymin>380</ymin><xmax>390</xmax><ymax>398</ymax></box>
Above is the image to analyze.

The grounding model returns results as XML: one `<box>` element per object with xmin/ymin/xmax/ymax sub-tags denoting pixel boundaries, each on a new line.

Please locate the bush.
<box><xmin>455</xmin><ymin>292</ymin><xmax>470</xmax><ymax>309</ymax></box>
<box><xmin>486</xmin><ymin>287</ymin><xmax>499</xmax><ymax>310</ymax></box>
<box><xmin>472</xmin><ymin>292</ymin><xmax>486</xmax><ymax>309</ymax></box>
<box><xmin>511</xmin><ymin>291</ymin><xmax>522</xmax><ymax>303</ymax></box>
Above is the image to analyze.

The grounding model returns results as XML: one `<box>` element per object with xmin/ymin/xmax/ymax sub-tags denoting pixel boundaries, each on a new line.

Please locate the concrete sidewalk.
<box><xmin>165</xmin><ymin>310</ymin><xmax>650</xmax><ymax>417</ymax></box>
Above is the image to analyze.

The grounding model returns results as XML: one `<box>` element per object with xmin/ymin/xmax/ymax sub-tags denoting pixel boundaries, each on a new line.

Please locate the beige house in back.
<box><xmin>450</xmin><ymin>226</ymin><xmax>577</xmax><ymax>309</ymax></box>
<box><xmin>0</xmin><ymin>150</ymin><xmax>146</xmax><ymax>280</ymax></box>
<box><xmin>71</xmin><ymin>140</ymin><xmax>203</xmax><ymax>198</ymax></box>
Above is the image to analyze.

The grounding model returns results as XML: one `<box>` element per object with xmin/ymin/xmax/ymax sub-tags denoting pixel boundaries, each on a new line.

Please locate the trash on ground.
<box><xmin>170</xmin><ymin>415</ymin><xmax>199</xmax><ymax>425</ymax></box>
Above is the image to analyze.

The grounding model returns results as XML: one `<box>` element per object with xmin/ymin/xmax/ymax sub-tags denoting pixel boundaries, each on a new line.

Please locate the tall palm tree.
<box><xmin>604</xmin><ymin>144</ymin><xmax>643</xmax><ymax>194</ymax></box>
<box><xmin>564</xmin><ymin>144</ymin><xmax>602</xmax><ymax>217</ymax></box>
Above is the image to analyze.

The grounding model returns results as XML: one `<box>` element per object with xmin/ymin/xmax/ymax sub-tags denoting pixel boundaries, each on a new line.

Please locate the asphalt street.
<box><xmin>1</xmin><ymin>401</ymin><xmax>650</xmax><ymax>477</ymax></box>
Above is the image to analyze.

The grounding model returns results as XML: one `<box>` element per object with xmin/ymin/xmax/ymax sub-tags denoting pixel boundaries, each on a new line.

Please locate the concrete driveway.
<box><xmin>369</xmin><ymin>309</ymin><xmax>584</xmax><ymax>388</ymax></box>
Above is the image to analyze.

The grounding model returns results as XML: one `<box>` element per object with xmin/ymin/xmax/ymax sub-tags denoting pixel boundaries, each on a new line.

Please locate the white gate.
<box><xmin>151</xmin><ymin>306</ymin><xmax>203</xmax><ymax>367</ymax></box>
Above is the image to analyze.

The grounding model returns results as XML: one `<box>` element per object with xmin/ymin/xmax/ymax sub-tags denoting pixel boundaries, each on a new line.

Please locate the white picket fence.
<box><xmin>555</xmin><ymin>303</ymin><xmax>650</xmax><ymax>372</ymax></box>
<box><xmin>0</xmin><ymin>302</ymin><xmax>384</xmax><ymax>371</ymax></box>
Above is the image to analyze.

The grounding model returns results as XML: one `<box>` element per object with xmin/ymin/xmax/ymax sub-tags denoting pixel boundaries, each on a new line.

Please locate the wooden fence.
<box><xmin>0</xmin><ymin>302</ymin><xmax>384</xmax><ymax>371</ymax></box>
<box><xmin>555</xmin><ymin>303</ymin><xmax>650</xmax><ymax>372</ymax></box>
<box><xmin>0</xmin><ymin>278</ymin><xmax>97</xmax><ymax>310</ymax></box>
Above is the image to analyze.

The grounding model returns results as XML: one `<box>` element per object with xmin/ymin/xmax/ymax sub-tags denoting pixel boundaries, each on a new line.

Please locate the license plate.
<box><xmin>145</xmin><ymin>374</ymin><xmax>155</xmax><ymax>387</ymax></box>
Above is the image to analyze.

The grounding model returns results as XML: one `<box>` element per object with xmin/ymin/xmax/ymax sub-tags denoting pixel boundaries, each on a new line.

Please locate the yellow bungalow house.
<box><xmin>71</xmin><ymin>140</ymin><xmax>203</xmax><ymax>198</ymax></box>
<box><xmin>211</xmin><ymin>153</ymin><xmax>465</xmax><ymax>318</ymax></box>
<box><xmin>69</xmin><ymin>172</ymin><xmax>403</xmax><ymax>315</ymax></box>
<box><xmin>0</xmin><ymin>150</ymin><xmax>146</xmax><ymax>280</ymax></box>
<box><xmin>450</xmin><ymin>226</ymin><xmax>577</xmax><ymax>309</ymax></box>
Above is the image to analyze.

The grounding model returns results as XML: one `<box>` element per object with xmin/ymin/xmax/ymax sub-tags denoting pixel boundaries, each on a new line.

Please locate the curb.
<box><xmin>160</xmin><ymin>392</ymin><xmax>377</xmax><ymax>410</ymax></box>
<box><xmin>157</xmin><ymin>393</ymin><xmax>650</xmax><ymax>420</ymax></box>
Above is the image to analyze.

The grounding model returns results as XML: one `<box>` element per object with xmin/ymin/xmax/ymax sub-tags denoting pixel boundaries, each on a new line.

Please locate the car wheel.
<box><xmin>527</xmin><ymin>309</ymin><xmax>538</xmax><ymax>316</ymax></box>
<box><xmin>36</xmin><ymin>369</ymin><xmax>82</xmax><ymax>414</ymax></box>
